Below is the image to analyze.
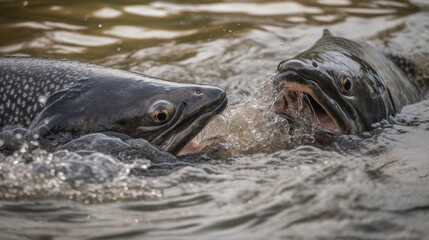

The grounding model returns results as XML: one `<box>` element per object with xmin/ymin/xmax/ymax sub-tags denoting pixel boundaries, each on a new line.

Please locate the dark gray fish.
<box><xmin>0</xmin><ymin>57</ymin><xmax>227</xmax><ymax>154</ymax></box>
<box><xmin>275</xmin><ymin>30</ymin><xmax>423</xmax><ymax>135</ymax></box>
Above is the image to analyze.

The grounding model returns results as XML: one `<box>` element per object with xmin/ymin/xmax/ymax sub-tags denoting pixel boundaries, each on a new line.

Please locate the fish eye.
<box><xmin>339</xmin><ymin>74</ymin><xmax>352</xmax><ymax>93</ymax></box>
<box><xmin>149</xmin><ymin>100</ymin><xmax>175</xmax><ymax>124</ymax></box>
<box><xmin>153</xmin><ymin>110</ymin><xmax>169</xmax><ymax>122</ymax></box>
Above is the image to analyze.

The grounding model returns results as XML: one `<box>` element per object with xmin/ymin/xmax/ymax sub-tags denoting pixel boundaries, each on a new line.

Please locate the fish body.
<box><xmin>0</xmin><ymin>57</ymin><xmax>227</xmax><ymax>154</ymax></box>
<box><xmin>275</xmin><ymin>30</ymin><xmax>422</xmax><ymax>134</ymax></box>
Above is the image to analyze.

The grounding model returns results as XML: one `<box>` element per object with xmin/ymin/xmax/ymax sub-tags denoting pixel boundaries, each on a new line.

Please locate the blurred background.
<box><xmin>1</xmin><ymin>0</ymin><xmax>428</xmax><ymax>103</ymax></box>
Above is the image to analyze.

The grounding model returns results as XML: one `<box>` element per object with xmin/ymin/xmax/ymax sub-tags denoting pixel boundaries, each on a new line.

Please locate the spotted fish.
<box><xmin>0</xmin><ymin>57</ymin><xmax>227</xmax><ymax>154</ymax></box>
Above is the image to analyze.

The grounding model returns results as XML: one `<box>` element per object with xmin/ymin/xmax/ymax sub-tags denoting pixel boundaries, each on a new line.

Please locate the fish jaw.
<box><xmin>274</xmin><ymin>70</ymin><xmax>363</xmax><ymax>135</ymax></box>
<box><xmin>153</xmin><ymin>86</ymin><xmax>228</xmax><ymax>155</ymax></box>
<box><xmin>178</xmin><ymin>140</ymin><xmax>202</xmax><ymax>155</ymax></box>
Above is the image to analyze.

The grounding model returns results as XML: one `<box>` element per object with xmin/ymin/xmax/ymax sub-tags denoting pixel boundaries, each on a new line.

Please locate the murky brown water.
<box><xmin>1</xmin><ymin>0</ymin><xmax>429</xmax><ymax>239</ymax></box>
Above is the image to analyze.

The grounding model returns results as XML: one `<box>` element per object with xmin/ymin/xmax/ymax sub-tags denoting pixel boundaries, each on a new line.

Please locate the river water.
<box><xmin>1</xmin><ymin>0</ymin><xmax>429</xmax><ymax>239</ymax></box>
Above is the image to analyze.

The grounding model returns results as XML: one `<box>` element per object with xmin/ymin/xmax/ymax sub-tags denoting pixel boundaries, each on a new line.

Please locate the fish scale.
<box><xmin>0</xmin><ymin>57</ymin><xmax>227</xmax><ymax>154</ymax></box>
<box><xmin>0</xmin><ymin>58</ymin><xmax>85</xmax><ymax>126</ymax></box>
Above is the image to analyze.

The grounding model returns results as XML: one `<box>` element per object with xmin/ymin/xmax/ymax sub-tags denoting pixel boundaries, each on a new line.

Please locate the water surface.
<box><xmin>1</xmin><ymin>0</ymin><xmax>429</xmax><ymax>239</ymax></box>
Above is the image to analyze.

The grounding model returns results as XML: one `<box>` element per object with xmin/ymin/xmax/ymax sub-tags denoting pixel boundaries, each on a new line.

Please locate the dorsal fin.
<box><xmin>323</xmin><ymin>29</ymin><xmax>333</xmax><ymax>38</ymax></box>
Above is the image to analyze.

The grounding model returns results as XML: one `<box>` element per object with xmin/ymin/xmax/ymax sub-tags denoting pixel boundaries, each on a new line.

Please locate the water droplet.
<box><xmin>98</xmin><ymin>24</ymin><xmax>103</xmax><ymax>28</ymax></box>
<box><xmin>20</xmin><ymin>144</ymin><xmax>28</xmax><ymax>153</ymax></box>
<box><xmin>228</xmin><ymin>29</ymin><xmax>232</xmax><ymax>33</ymax></box>
<box><xmin>38</xmin><ymin>95</ymin><xmax>47</xmax><ymax>104</ymax></box>
<box><xmin>15</xmin><ymin>133</ymin><xmax>23</xmax><ymax>140</ymax></box>
<box><xmin>57</xmin><ymin>171</ymin><xmax>66</xmax><ymax>181</ymax></box>
<box><xmin>30</xmin><ymin>140</ymin><xmax>39</xmax><ymax>147</ymax></box>
<box><xmin>116</xmin><ymin>47</ymin><xmax>121</xmax><ymax>52</ymax></box>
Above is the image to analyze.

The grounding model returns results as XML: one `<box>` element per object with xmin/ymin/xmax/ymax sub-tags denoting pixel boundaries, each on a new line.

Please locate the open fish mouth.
<box><xmin>275</xmin><ymin>70</ymin><xmax>361</xmax><ymax>135</ymax></box>
<box><xmin>279</xmin><ymin>89</ymin><xmax>338</xmax><ymax>132</ymax></box>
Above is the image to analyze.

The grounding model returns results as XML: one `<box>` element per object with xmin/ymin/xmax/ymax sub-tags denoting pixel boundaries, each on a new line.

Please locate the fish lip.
<box><xmin>275</xmin><ymin>70</ymin><xmax>361</xmax><ymax>135</ymax></box>
<box><xmin>159</xmin><ymin>96</ymin><xmax>228</xmax><ymax>155</ymax></box>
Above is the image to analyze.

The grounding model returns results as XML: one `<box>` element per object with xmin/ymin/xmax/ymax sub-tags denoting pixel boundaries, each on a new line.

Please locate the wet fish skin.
<box><xmin>0</xmin><ymin>58</ymin><xmax>81</xmax><ymax>126</ymax></box>
<box><xmin>275</xmin><ymin>30</ymin><xmax>422</xmax><ymax>134</ymax></box>
<box><xmin>0</xmin><ymin>57</ymin><xmax>227</xmax><ymax>154</ymax></box>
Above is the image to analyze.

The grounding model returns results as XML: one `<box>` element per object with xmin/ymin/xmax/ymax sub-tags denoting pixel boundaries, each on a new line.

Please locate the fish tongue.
<box><xmin>178</xmin><ymin>140</ymin><xmax>202</xmax><ymax>155</ymax></box>
<box><xmin>316</xmin><ymin>110</ymin><xmax>338</xmax><ymax>131</ymax></box>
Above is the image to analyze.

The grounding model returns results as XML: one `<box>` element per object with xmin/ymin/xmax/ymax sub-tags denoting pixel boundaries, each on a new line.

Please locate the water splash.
<box><xmin>0</xmin><ymin>147</ymin><xmax>160</xmax><ymax>203</ymax></box>
<box><xmin>196</xmin><ymin>76</ymin><xmax>318</xmax><ymax>154</ymax></box>
<box><xmin>281</xmin><ymin>89</ymin><xmax>321</xmax><ymax>127</ymax></box>
<box><xmin>0</xmin><ymin>131</ymin><xmax>175</xmax><ymax>202</ymax></box>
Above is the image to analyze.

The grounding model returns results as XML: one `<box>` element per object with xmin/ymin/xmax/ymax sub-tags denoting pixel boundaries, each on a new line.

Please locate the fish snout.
<box><xmin>193</xmin><ymin>86</ymin><xmax>227</xmax><ymax>109</ymax></box>
<box><xmin>162</xmin><ymin>85</ymin><xmax>227</xmax><ymax>155</ymax></box>
<box><xmin>178</xmin><ymin>85</ymin><xmax>227</xmax><ymax>121</ymax></box>
<box><xmin>274</xmin><ymin>59</ymin><xmax>321</xmax><ymax>91</ymax></box>
<box><xmin>200</xmin><ymin>86</ymin><xmax>226</xmax><ymax>102</ymax></box>
<box><xmin>277</xmin><ymin>59</ymin><xmax>316</xmax><ymax>73</ymax></box>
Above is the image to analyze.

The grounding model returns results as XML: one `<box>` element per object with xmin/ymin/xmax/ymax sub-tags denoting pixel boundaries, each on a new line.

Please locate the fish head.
<box><xmin>275</xmin><ymin>29</ymin><xmax>394</xmax><ymax>135</ymax></box>
<box><xmin>29</xmin><ymin>76</ymin><xmax>227</xmax><ymax>155</ymax></box>
<box><xmin>126</xmin><ymin>79</ymin><xmax>228</xmax><ymax>155</ymax></box>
